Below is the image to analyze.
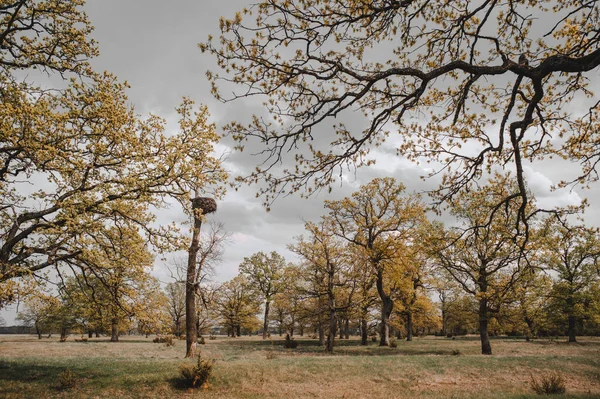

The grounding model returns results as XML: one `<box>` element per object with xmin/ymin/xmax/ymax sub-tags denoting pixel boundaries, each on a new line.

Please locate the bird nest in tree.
<box><xmin>191</xmin><ymin>197</ymin><xmax>217</xmax><ymax>215</ymax></box>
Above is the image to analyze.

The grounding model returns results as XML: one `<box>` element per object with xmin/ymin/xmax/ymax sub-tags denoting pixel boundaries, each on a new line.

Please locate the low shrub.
<box><xmin>209</xmin><ymin>334</ymin><xmax>217</xmax><ymax>340</ymax></box>
<box><xmin>451</xmin><ymin>349</ymin><xmax>461</xmax><ymax>356</ymax></box>
<box><xmin>179</xmin><ymin>353</ymin><xmax>213</xmax><ymax>389</ymax></box>
<box><xmin>198</xmin><ymin>336</ymin><xmax>206</xmax><ymax>345</ymax></box>
<box><xmin>530</xmin><ymin>372</ymin><xmax>566</xmax><ymax>395</ymax></box>
<box><xmin>283</xmin><ymin>334</ymin><xmax>298</xmax><ymax>349</ymax></box>
<box><xmin>389</xmin><ymin>338</ymin><xmax>397</xmax><ymax>348</ymax></box>
<box><xmin>153</xmin><ymin>335</ymin><xmax>175</xmax><ymax>346</ymax></box>
<box><xmin>57</xmin><ymin>367</ymin><xmax>76</xmax><ymax>390</ymax></box>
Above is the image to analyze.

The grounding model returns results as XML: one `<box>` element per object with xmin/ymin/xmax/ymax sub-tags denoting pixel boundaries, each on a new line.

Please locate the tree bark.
<box><xmin>262</xmin><ymin>299</ymin><xmax>270</xmax><ymax>340</ymax></box>
<box><xmin>406</xmin><ymin>311</ymin><xmax>413</xmax><ymax>341</ymax></box>
<box><xmin>567</xmin><ymin>314</ymin><xmax>577</xmax><ymax>343</ymax></box>
<box><xmin>35</xmin><ymin>322</ymin><xmax>41</xmax><ymax>339</ymax></box>
<box><xmin>88</xmin><ymin>329</ymin><xmax>93</xmax><ymax>339</ymax></box>
<box><xmin>326</xmin><ymin>309</ymin><xmax>336</xmax><ymax>353</ymax></box>
<box><xmin>185</xmin><ymin>208</ymin><xmax>203</xmax><ymax>358</ymax></box>
<box><xmin>110</xmin><ymin>318</ymin><xmax>119</xmax><ymax>342</ymax></box>
<box><xmin>479</xmin><ymin>298</ymin><xmax>492</xmax><ymax>355</ymax></box>
<box><xmin>344</xmin><ymin>319</ymin><xmax>350</xmax><ymax>339</ymax></box>
<box><xmin>376</xmin><ymin>269</ymin><xmax>393</xmax><ymax>346</ymax></box>
<box><xmin>360</xmin><ymin>317</ymin><xmax>368</xmax><ymax>345</ymax></box>
<box><xmin>318</xmin><ymin>322</ymin><xmax>325</xmax><ymax>346</ymax></box>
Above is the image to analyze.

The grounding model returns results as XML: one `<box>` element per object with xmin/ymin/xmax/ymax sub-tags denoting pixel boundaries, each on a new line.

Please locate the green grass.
<box><xmin>0</xmin><ymin>335</ymin><xmax>599</xmax><ymax>398</ymax></box>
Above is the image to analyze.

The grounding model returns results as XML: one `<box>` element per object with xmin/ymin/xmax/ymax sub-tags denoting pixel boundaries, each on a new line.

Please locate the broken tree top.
<box><xmin>191</xmin><ymin>197</ymin><xmax>217</xmax><ymax>214</ymax></box>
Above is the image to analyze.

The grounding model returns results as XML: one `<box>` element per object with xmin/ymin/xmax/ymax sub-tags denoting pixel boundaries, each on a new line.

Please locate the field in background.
<box><xmin>1</xmin><ymin>334</ymin><xmax>599</xmax><ymax>398</ymax></box>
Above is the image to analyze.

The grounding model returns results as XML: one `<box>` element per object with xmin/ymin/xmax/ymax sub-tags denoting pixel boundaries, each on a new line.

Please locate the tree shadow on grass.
<box><xmin>0</xmin><ymin>359</ymin><xmax>83</xmax><ymax>394</ymax></box>
<box><xmin>0</xmin><ymin>359</ymin><xmax>62</xmax><ymax>384</ymax></box>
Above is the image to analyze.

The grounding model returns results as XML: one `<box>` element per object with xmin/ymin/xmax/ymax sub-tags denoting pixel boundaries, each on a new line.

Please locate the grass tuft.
<box><xmin>57</xmin><ymin>367</ymin><xmax>77</xmax><ymax>390</ymax></box>
<box><xmin>530</xmin><ymin>371</ymin><xmax>566</xmax><ymax>395</ymax></box>
<box><xmin>179</xmin><ymin>353</ymin><xmax>213</xmax><ymax>389</ymax></box>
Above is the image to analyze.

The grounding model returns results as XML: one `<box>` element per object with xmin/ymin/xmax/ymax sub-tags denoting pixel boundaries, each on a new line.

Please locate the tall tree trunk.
<box><xmin>406</xmin><ymin>311</ymin><xmax>413</xmax><ymax>341</ymax></box>
<box><xmin>110</xmin><ymin>318</ymin><xmax>119</xmax><ymax>342</ymax></box>
<box><xmin>360</xmin><ymin>317</ymin><xmax>368</xmax><ymax>345</ymax></box>
<box><xmin>376</xmin><ymin>269</ymin><xmax>393</xmax><ymax>346</ymax></box>
<box><xmin>479</xmin><ymin>298</ymin><xmax>492</xmax><ymax>355</ymax></box>
<box><xmin>185</xmin><ymin>207</ymin><xmax>203</xmax><ymax>358</ymax></box>
<box><xmin>567</xmin><ymin>314</ymin><xmax>577</xmax><ymax>343</ymax></box>
<box><xmin>318</xmin><ymin>322</ymin><xmax>325</xmax><ymax>346</ymax></box>
<box><xmin>440</xmin><ymin>296</ymin><xmax>447</xmax><ymax>336</ymax></box>
<box><xmin>236</xmin><ymin>324</ymin><xmax>241</xmax><ymax>337</ymax></box>
<box><xmin>566</xmin><ymin>295</ymin><xmax>577</xmax><ymax>342</ymax></box>
<box><xmin>326</xmin><ymin>309</ymin><xmax>336</xmax><ymax>353</ymax></box>
<box><xmin>88</xmin><ymin>329</ymin><xmax>93</xmax><ymax>339</ymax></box>
<box><xmin>344</xmin><ymin>319</ymin><xmax>350</xmax><ymax>339</ymax></box>
<box><xmin>35</xmin><ymin>322</ymin><xmax>41</xmax><ymax>339</ymax></box>
<box><xmin>379</xmin><ymin>298</ymin><xmax>392</xmax><ymax>346</ymax></box>
<box><xmin>338</xmin><ymin>317</ymin><xmax>344</xmax><ymax>340</ymax></box>
<box><xmin>262</xmin><ymin>299</ymin><xmax>271</xmax><ymax>340</ymax></box>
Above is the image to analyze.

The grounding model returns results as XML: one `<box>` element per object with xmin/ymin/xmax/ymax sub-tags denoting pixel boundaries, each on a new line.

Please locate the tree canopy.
<box><xmin>202</xmin><ymin>0</ymin><xmax>600</xmax><ymax>229</ymax></box>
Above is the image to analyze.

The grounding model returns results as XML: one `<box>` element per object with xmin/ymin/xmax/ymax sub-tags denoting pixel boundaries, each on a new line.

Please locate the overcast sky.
<box><xmin>2</xmin><ymin>0</ymin><xmax>599</xmax><ymax>324</ymax></box>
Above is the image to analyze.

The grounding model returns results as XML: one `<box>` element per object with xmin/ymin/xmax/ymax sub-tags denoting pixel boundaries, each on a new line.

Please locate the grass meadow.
<box><xmin>0</xmin><ymin>334</ymin><xmax>599</xmax><ymax>398</ymax></box>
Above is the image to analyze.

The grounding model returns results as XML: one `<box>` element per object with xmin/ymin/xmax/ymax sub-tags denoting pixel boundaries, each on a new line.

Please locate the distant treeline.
<box><xmin>0</xmin><ymin>326</ymin><xmax>32</xmax><ymax>334</ymax></box>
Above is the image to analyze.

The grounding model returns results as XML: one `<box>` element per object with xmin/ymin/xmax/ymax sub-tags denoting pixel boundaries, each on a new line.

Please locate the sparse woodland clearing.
<box><xmin>0</xmin><ymin>335</ymin><xmax>598</xmax><ymax>399</ymax></box>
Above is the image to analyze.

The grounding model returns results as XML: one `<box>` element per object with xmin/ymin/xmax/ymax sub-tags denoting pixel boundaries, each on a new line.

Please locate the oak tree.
<box><xmin>325</xmin><ymin>177</ymin><xmax>426</xmax><ymax>346</ymax></box>
<box><xmin>433</xmin><ymin>174</ymin><xmax>535</xmax><ymax>354</ymax></box>
<box><xmin>239</xmin><ymin>251</ymin><xmax>286</xmax><ymax>339</ymax></box>
<box><xmin>202</xmin><ymin>0</ymin><xmax>600</xmax><ymax>235</ymax></box>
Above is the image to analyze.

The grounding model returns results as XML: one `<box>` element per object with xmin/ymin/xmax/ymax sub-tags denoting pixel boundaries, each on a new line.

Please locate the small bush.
<box><xmin>209</xmin><ymin>334</ymin><xmax>217</xmax><ymax>340</ymax></box>
<box><xmin>198</xmin><ymin>336</ymin><xmax>206</xmax><ymax>345</ymax></box>
<box><xmin>57</xmin><ymin>367</ymin><xmax>76</xmax><ymax>390</ymax></box>
<box><xmin>446</xmin><ymin>333</ymin><xmax>453</xmax><ymax>338</ymax></box>
<box><xmin>530</xmin><ymin>372</ymin><xmax>566</xmax><ymax>395</ymax></box>
<box><xmin>283</xmin><ymin>334</ymin><xmax>298</xmax><ymax>349</ymax></box>
<box><xmin>179</xmin><ymin>353</ymin><xmax>213</xmax><ymax>389</ymax></box>
<box><xmin>153</xmin><ymin>335</ymin><xmax>175</xmax><ymax>346</ymax></box>
<box><xmin>451</xmin><ymin>349</ymin><xmax>461</xmax><ymax>356</ymax></box>
<box><xmin>389</xmin><ymin>338</ymin><xmax>397</xmax><ymax>348</ymax></box>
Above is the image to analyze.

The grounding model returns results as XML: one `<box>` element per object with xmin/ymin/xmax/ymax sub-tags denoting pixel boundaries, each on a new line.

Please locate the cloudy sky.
<box><xmin>2</xmin><ymin>0</ymin><xmax>598</xmax><ymax>324</ymax></box>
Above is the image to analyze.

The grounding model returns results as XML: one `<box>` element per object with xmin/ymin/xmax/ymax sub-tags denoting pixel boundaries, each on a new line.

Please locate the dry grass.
<box><xmin>0</xmin><ymin>334</ymin><xmax>599</xmax><ymax>398</ymax></box>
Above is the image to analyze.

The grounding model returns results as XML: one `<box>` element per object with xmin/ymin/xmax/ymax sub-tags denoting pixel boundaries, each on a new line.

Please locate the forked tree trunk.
<box><xmin>376</xmin><ymin>270</ymin><xmax>393</xmax><ymax>346</ymax></box>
